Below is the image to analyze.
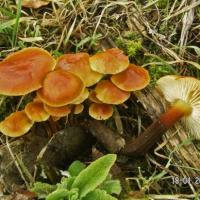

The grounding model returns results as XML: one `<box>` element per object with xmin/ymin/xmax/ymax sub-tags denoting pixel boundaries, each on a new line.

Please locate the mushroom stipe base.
<box><xmin>121</xmin><ymin>119</ymin><xmax>167</xmax><ymax>156</ymax></box>
<box><xmin>121</xmin><ymin>99</ymin><xmax>193</xmax><ymax>156</ymax></box>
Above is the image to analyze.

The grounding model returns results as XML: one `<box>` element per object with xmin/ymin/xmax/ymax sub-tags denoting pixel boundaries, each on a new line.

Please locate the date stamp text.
<box><xmin>172</xmin><ymin>176</ymin><xmax>200</xmax><ymax>185</ymax></box>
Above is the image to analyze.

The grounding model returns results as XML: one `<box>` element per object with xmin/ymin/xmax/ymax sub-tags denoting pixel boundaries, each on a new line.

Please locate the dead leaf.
<box><xmin>16</xmin><ymin>0</ymin><xmax>51</xmax><ymax>9</ymax></box>
<box><xmin>12</xmin><ymin>190</ymin><xmax>36</xmax><ymax>200</ymax></box>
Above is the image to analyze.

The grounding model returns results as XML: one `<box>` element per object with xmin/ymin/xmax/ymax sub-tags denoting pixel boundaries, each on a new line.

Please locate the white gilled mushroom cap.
<box><xmin>157</xmin><ymin>75</ymin><xmax>200</xmax><ymax>139</ymax></box>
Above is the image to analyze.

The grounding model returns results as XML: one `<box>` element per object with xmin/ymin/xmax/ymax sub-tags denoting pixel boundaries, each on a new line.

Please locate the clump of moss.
<box><xmin>115</xmin><ymin>31</ymin><xmax>143</xmax><ymax>59</ymax></box>
<box><xmin>156</xmin><ymin>0</ymin><xmax>169</xmax><ymax>9</ymax></box>
<box><xmin>126</xmin><ymin>40</ymin><xmax>142</xmax><ymax>58</ymax></box>
<box><xmin>149</xmin><ymin>64</ymin><xmax>176</xmax><ymax>85</ymax></box>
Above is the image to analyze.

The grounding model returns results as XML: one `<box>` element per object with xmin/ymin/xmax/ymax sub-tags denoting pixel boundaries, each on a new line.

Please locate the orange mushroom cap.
<box><xmin>56</xmin><ymin>53</ymin><xmax>103</xmax><ymax>87</ymax></box>
<box><xmin>37</xmin><ymin>69</ymin><xmax>85</xmax><ymax>107</ymax></box>
<box><xmin>88</xmin><ymin>90</ymin><xmax>103</xmax><ymax>104</ymax></box>
<box><xmin>89</xmin><ymin>103</ymin><xmax>113</xmax><ymax>120</ymax></box>
<box><xmin>89</xmin><ymin>48</ymin><xmax>129</xmax><ymax>74</ymax></box>
<box><xmin>74</xmin><ymin>104</ymin><xmax>84</xmax><ymax>114</ymax></box>
<box><xmin>72</xmin><ymin>88</ymin><xmax>89</xmax><ymax>104</ymax></box>
<box><xmin>111</xmin><ymin>64</ymin><xmax>150</xmax><ymax>91</ymax></box>
<box><xmin>0</xmin><ymin>111</ymin><xmax>33</xmax><ymax>137</ymax></box>
<box><xmin>33</xmin><ymin>95</ymin><xmax>42</xmax><ymax>102</ymax></box>
<box><xmin>44</xmin><ymin>104</ymin><xmax>71</xmax><ymax>117</ymax></box>
<box><xmin>95</xmin><ymin>80</ymin><xmax>130</xmax><ymax>105</ymax></box>
<box><xmin>0</xmin><ymin>47</ymin><xmax>56</xmax><ymax>96</ymax></box>
<box><xmin>25</xmin><ymin>101</ymin><xmax>50</xmax><ymax>122</ymax></box>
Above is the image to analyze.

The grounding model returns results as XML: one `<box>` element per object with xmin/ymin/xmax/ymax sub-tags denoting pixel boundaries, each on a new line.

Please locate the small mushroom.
<box><xmin>56</xmin><ymin>53</ymin><xmax>103</xmax><ymax>87</ymax></box>
<box><xmin>95</xmin><ymin>80</ymin><xmax>130</xmax><ymax>105</ymax></box>
<box><xmin>88</xmin><ymin>90</ymin><xmax>103</xmax><ymax>104</ymax></box>
<box><xmin>74</xmin><ymin>104</ymin><xmax>84</xmax><ymax>114</ymax></box>
<box><xmin>111</xmin><ymin>64</ymin><xmax>150</xmax><ymax>91</ymax></box>
<box><xmin>89</xmin><ymin>48</ymin><xmax>129</xmax><ymax>74</ymax></box>
<box><xmin>44</xmin><ymin>104</ymin><xmax>71</xmax><ymax>117</ymax></box>
<box><xmin>51</xmin><ymin>116</ymin><xmax>61</xmax><ymax>122</ymax></box>
<box><xmin>0</xmin><ymin>111</ymin><xmax>33</xmax><ymax>137</ymax></box>
<box><xmin>25</xmin><ymin>101</ymin><xmax>50</xmax><ymax>122</ymax></box>
<box><xmin>37</xmin><ymin>69</ymin><xmax>85</xmax><ymax>107</ymax></box>
<box><xmin>0</xmin><ymin>47</ymin><xmax>56</xmax><ymax>96</ymax></box>
<box><xmin>89</xmin><ymin>103</ymin><xmax>113</xmax><ymax>120</ymax></box>
<box><xmin>121</xmin><ymin>75</ymin><xmax>200</xmax><ymax>156</ymax></box>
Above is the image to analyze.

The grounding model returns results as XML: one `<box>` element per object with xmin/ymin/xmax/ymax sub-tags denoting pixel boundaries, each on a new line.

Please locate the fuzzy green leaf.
<box><xmin>100</xmin><ymin>180</ymin><xmax>121</xmax><ymax>195</ymax></box>
<box><xmin>46</xmin><ymin>188</ymin><xmax>78</xmax><ymax>200</ymax></box>
<box><xmin>46</xmin><ymin>188</ymin><xmax>79</xmax><ymax>200</ymax></box>
<box><xmin>59</xmin><ymin>177</ymin><xmax>76</xmax><ymax>190</ymax></box>
<box><xmin>71</xmin><ymin>154</ymin><xmax>117</xmax><ymax>198</ymax></box>
<box><xmin>31</xmin><ymin>182</ymin><xmax>57</xmax><ymax>199</ymax></box>
<box><xmin>82</xmin><ymin>189</ymin><xmax>117</xmax><ymax>200</ymax></box>
<box><xmin>68</xmin><ymin>160</ymin><xmax>86</xmax><ymax>177</ymax></box>
<box><xmin>46</xmin><ymin>188</ymin><xmax>69</xmax><ymax>200</ymax></box>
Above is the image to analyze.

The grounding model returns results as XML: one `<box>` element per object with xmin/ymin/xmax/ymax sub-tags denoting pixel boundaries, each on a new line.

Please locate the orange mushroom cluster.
<box><xmin>0</xmin><ymin>47</ymin><xmax>150</xmax><ymax>137</ymax></box>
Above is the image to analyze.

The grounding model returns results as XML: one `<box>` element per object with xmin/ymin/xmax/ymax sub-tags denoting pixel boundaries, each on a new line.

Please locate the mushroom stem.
<box><xmin>121</xmin><ymin>99</ymin><xmax>192</xmax><ymax>156</ymax></box>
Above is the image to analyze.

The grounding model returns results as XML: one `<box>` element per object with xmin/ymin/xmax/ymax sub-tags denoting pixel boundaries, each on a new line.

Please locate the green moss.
<box><xmin>115</xmin><ymin>32</ymin><xmax>143</xmax><ymax>58</ymax></box>
<box><xmin>149</xmin><ymin>64</ymin><xmax>176</xmax><ymax>85</ymax></box>
<box><xmin>52</xmin><ymin>50</ymin><xmax>63</xmax><ymax>58</ymax></box>
<box><xmin>126</xmin><ymin>40</ymin><xmax>142</xmax><ymax>58</ymax></box>
<box><xmin>156</xmin><ymin>0</ymin><xmax>169</xmax><ymax>9</ymax></box>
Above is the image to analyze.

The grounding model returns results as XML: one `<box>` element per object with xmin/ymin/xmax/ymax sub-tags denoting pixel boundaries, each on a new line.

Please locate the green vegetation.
<box><xmin>32</xmin><ymin>154</ymin><xmax>121</xmax><ymax>200</ymax></box>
